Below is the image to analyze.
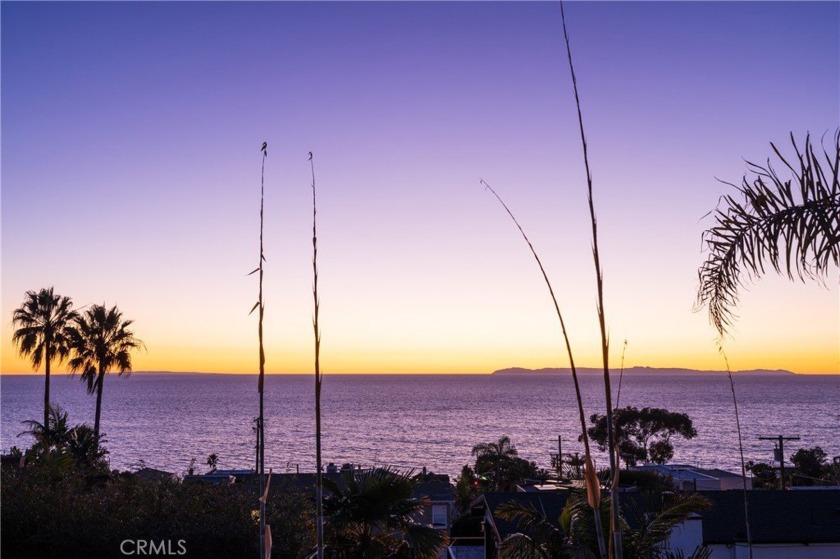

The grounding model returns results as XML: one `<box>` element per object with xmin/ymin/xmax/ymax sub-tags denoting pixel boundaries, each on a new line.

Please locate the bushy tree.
<box><xmin>18</xmin><ymin>404</ymin><xmax>109</xmax><ymax>475</ymax></box>
<box><xmin>585</xmin><ymin>407</ymin><xmax>697</xmax><ymax>467</ymax></box>
<box><xmin>790</xmin><ymin>446</ymin><xmax>838</xmax><ymax>486</ymax></box>
<box><xmin>745</xmin><ymin>460</ymin><xmax>778</xmax><ymax>489</ymax></box>
<box><xmin>454</xmin><ymin>465</ymin><xmax>481</xmax><ymax>512</ymax></box>
<box><xmin>2</xmin><ymin>462</ymin><xmax>315</xmax><ymax>558</ymax></box>
<box><xmin>471</xmin><ymin>436</ymin><xmax>537</xmax><ymax>491</ymax></box>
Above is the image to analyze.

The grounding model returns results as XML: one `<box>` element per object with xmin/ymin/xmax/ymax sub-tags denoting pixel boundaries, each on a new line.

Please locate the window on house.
<box><xmin>432</xmin><ymin>504</ymin><xmax>447</xmax><ymax>527</ymax></box>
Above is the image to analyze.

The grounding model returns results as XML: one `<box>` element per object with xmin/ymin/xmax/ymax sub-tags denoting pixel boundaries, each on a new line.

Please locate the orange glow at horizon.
<box><xmin>2</xmin><ymin>337</ymin><xmax>837</xmax><ymax>375</ymax></box>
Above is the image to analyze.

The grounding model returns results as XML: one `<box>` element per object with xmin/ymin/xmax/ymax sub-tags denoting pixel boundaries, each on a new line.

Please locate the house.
<box><xmin>183</xmin><ymin>468</ymin><xmax>255</xmax><ymax>484</ymax></box>
<box><xmin>477</xmin><ymin>492</ymin><xmax>569</xmax><ymax>559</ymax></box>
<box><xmin>516</xmin><ymin>478</ymin><xmax>585</xmax><ymax>492</ymax></box>
<box><xmin>413</xmin><ymin>473</ymin><xmax>457</xmax><ymax>530</ymax></box>
<box><xmin>700</xmin><ymin>489</ymin><xmax>840</xmax><ymax>558</ymax></box>
<box><xmin>185</xmin><ymin>466</ymin><xmax>456</xmax><ymax>531</ymax></box>
<box><xmin>632</xmin><ymin>464</ymin><xmax>753</xmax><ymax>491</ymax></box>
<box><xmin>451</xmin><ymin>488</ymin><xmax>840</xmax><ymax>559</ymax></box>
<box><xmin>267</xmin><ymin>469</ymin><xmax>456</xmax><ymax>530</ymax></box>
<box><xmin>132</xmin><ymin>467</ymin><xmax>177</xmax><ymax>483</ymax></box>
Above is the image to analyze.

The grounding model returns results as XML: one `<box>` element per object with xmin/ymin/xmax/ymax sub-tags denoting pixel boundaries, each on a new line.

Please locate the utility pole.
<box><xmin>551</xmin><ymin>435</ymin><xmax>563</xmax><ymax>477</ymax></box>
<box><xmin>758</xmin><ymin>435</ymin><xmax>800</xmax><ymax>489</ymax></box>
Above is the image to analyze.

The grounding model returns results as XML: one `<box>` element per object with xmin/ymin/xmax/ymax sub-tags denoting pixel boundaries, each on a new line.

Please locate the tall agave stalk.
<box><xmin>309</xmin><ymin>151</ymin><xmax>325</xmax><ymax>559</ymax></box>
<box><xmin>559</xmin><ymin>3</ymin><xmax>618</xmax><ymax>557</ymax></box>
<box><xmin>481</xmin><ymin>179</ymin><xmax>606</xmax><ymax>559</ymax></box>
<box><xmin>615</xmin><ymin>339</ymin><xmax>628</xmax><ymax>409</ymax></box>
<box><xmin>717</xmin><ymin>343</ymin><xmax>753</xmax><ymax>559</ymax></box>
<box><xmin>249</xmin><ymin>141</ymin><xmax>269</xmax><ymax>558</ymax></box>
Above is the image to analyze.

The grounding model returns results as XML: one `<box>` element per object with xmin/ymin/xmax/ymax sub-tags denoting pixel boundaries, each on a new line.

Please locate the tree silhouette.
<box><xmin>696</xmin><ymin>131</ymin><xmax>840</xmax><ymax>336</ymax></box>
<box><xmin>472</xmin><ymin>436</ymin><xmax>536</xmax><ymax>492</ymax></box>
<box><xmin>322</xmin><ymin>467</ymin><xmax>447</xmax><ymax>559</ymax></box>
<box><xmin>67</xmin><ymin>304</ymin><xmax>143</xmax><ymax>442</ymax></box>
<box><xmin>498</xmin><ymin>491</ymin><xmax>710</xmax><ymax>559</ymax></box>
<box><xmin>12</xmin><ymin>287</ymin><xmax>78</xmax><ymax>427</ymax></box>
<box><xmin>585</xmin><ymin>407</ymin><xmax>697</xmax><ymax>467</ymax></box>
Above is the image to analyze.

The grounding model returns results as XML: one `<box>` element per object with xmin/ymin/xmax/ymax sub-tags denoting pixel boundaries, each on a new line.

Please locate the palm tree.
<box><xmin>696</xmin><ymin>131</ymin><xmax>840</xmax><ymax>336</ymax></box>
<box><xmin>19</xmin><ymin>403</ymin><xmax>71</xmax><ymax>454</ymax></box>
<box><xmin>472</xmin><ymin>436</ymin><xmax>519</xmax><ymax>491</ymax></box>
<box><xmin>498</xmin><ymin>491</ymin><xmax>711</xmax><ymax>559</ymax></box>
<box><xmin>66</xmin><ymin>304</ymin><xmax>143</xmax><ymax>442</ymax></box>
<box><xmin>11</xmin><ymin>287</ymin><xmax>78</xmax><ymax>427</ymax></box>
<box><xmin>322</xmin><ymin>467</ymin><xmax>448</xmax><ymax>559</ymax></box>
<box><xmin>620</xmin><ymin>493</ymin><xmax>711</xmax><ymax>559</ymax></box>
<box><xmin>18</xmin><ymin>404</ymin><xmax>107</xmax><ymax>471</ymax></box>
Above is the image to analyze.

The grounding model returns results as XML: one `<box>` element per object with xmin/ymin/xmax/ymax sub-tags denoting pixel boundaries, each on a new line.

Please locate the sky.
<box><xmin>2</xmin><ymin>1</ymin><xmax>838</xmax><ymax>375</ymax></box>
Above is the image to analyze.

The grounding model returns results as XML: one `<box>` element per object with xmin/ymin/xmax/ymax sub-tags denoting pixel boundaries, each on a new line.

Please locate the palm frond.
<box><xmin>497</xmin><ymin>500</ymin><xmax>575</xmax><ymax>559</ymax></box>
<box><xmin>11</xmin><ymin>287</ymin><xmax>78</xmax><ymax>368</ymax></box>
<box><xmin>622</xmin><ymin>493</ymin><xmax>710</xmax><ymax>559</ymax></box>
<box><xmin>400</xmin><ymin>523</ymin><xmax>448</xmax><ymax>559</ymax></box>
<box><xmin>696</xmin><ymin>130</ymin><xmax>840</xmax><ymax>336</ymax></box>
<box><xmin>664</xmin><ymin>546</ymin><xmax>712</xmax><ymax>559</ymax></box>
<box><xmin>500</xmin><ymin>533</ymin><xmax>551</xmax><ymax>559</ymax></box>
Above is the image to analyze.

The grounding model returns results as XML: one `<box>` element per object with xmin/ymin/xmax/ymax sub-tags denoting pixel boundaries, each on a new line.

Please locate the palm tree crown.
<box><xmin>696</xmin><ymin>131</ymin><xmax>840</xmax><ymax>336</ymax></box>
<box><xmin>67</xmin><ymin>304</ymin><xmax>143</xmax><ymax>441</ymax></box>
<box><xmin>11</xmin><ymin>287</ymin><xmax>78</xmax><ymax>427</ymax></box>
<box><xmin>322</xmin><ymin>467</ymin><xmax>448</xmax><ymax>559</ymax></box>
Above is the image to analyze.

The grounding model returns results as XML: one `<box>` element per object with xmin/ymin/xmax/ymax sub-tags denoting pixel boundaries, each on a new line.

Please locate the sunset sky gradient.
<box><xmin>2</xmin><ymin>1</ymin><xmax>838</xmax><ymax>375</ymax></box>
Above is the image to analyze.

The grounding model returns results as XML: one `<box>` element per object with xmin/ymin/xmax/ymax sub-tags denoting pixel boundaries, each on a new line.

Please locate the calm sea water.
<box><xmin>2</xmin><ymin>373</ymin><xmax>838</xmax><ymax>477</ymax></box>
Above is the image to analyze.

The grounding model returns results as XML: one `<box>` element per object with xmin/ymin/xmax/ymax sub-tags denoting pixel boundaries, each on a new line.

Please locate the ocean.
<box><xmin>2</xmin><ymin>373</ymin><xmax>838</xmax><ymax>477</ymax></box>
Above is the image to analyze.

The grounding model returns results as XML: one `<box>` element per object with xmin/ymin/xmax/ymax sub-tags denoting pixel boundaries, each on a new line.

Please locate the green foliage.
<box><xmin>621</xmin><ymin>493</ymin><xmax>711</xmax><ymax>559</ymax></box>
<box><xmin>585</xmin><ymin>407</ymin><xmax>697</xmax><ymax>467</ymax></box>
<box><xmin>1</xmin><ymin>462</ymin><xmax>314</xmax><ymax>559</ymax></box>
<box><xmin>18</xmin><ymin>404</ymin><xmax>109</xmax><ymax>477</ymax></box>
<box><xmin>454</xmin><ymin>465</ymin><xmax>482</xmax><ymax>512</ymax></box>
<box><xmin>322</xmin><ymin>467</ymin><xmax>448</xmax><ymax>559</ymax></box>
<box><xmin>790</xmin><ymin>446</ymin><xmax>828</xmax><ymax>484</ymax></box>
<box><xmin>497</xmin><ymin>499</ymin><xmax>582</xmax><ymax>559</ymax></box>
<box><xmin>745</xmin><ymin>460</ymin><xmax>778</xmax><ymax>489</ymax></box>
<box><xmin>471</xmin><ymin>436</ymin><xmax>537</xmax><ymax>491</ymax></box>
<box><xmin>664</xmin><ymin>547</ymin><xmax>712</xmax><ymax>559</ymax></box>
<box><xmin>497</xmin><ymin>491</ymin><xmax>710</xmax><ymax>559</ymax></box>
<box><xmin>747</xmin><ymin>447</ymin><xmax>839</xmax><ymax>488</ymax></box>
<box><xmin>614</xmin><ymin>470</ymin><xmax>675</xmax><ymax>493</ymax></box>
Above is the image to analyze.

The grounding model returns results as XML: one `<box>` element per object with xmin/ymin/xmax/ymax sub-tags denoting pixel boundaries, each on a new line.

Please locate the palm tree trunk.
<box><xmin>44</xmin><ymin>344</ymin><xmax>51</xmax><ymax>429</ymax></box>
<box><xmin>94</xmin><ymin>370</ymin><xmax>104</xmax><ymax>442</ymax></box>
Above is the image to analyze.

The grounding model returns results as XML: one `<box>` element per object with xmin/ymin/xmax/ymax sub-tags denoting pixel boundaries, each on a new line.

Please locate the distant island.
<box><xmin>492</xmin><ymin>366</ymin><xmax>797</xmax><ymax>376</ymax></box>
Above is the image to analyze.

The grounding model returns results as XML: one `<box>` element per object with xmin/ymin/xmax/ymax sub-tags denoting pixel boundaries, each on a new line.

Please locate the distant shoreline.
<box><xmin>492</xmin><ymin>366</ymin><xmax>799</xmax><ymax>376</ymax></box>
<box><xmin>5</xmin><ymin>368</ymin><xmax>839</xmax><ymax>377</ymax></box>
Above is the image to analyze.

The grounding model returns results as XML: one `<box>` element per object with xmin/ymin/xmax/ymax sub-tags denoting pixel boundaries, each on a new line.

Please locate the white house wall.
<box><xmin>708</xmin><ymin>543</ymin><xmax>840</xmax><ymax>559</ymax></box>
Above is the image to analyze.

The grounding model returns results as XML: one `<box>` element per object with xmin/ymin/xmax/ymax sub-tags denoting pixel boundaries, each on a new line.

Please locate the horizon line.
<box><xmin>3</xmin><ymin>367</ymin><xmax>838</xmax><ymax>376</ymax></box>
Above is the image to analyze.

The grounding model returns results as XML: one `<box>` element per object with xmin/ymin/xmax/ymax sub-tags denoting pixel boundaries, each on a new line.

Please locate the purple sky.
<box><xmin>2</xmin><ymin>1</ymin><xmax>838</xmax><ymax>374</ymax></box>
